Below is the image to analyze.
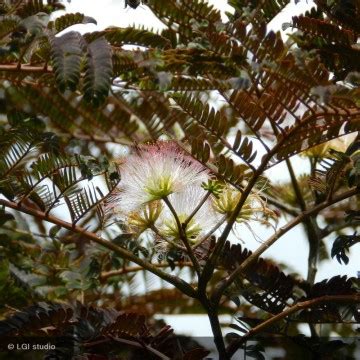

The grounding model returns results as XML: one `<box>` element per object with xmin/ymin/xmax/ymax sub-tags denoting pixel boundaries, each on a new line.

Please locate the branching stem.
<box><xmin>227</xmin><ymin>294</ymin><xmax>360</xmax><ymax>357</ymax></box>
<box><xmin>100</xmin><ymin>261</ymin><xmax>193</xmax><ymax>281</ymax></box>
<box><xmin>0</xmin><ymin>198</ymin><xmax>197</xmax><ymax>298</ymax></box>
<box><xmin>0</xmin><ymin>64</ymin><xmax>52</xmax><ymax>73</ymax></box>
<box><xmin>211</xmin><ymin>187</ymin><xmax>359</xmax><ymax>304</ymax></box>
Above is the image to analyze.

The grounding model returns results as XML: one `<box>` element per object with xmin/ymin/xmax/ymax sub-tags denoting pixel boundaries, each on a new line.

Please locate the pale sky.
<box><xmin>53</xmin><ymin>0</ymin><xmax>357</xmax><ymax>339</ymax></box>
<box><xmin>56</xmin><ymin>0</ymin><xmax>315</xmax><ymax>34</ymax></box>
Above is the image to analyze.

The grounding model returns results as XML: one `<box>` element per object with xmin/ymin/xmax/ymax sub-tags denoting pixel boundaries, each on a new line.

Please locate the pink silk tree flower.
<box><xmin>116</xmin><ymin>141</ymin><xmax>210</xmax><ymax>212</ymax></box>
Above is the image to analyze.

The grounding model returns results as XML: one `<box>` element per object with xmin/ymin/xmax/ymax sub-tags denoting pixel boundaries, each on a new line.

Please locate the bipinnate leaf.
<box><xmin>0</xmin><ymin>302</ymin><xmax>209</xmax><ymax>358</ymax></box>
<box><xmin>83</xmin><ymin>37</ymin><xmax>113</xmax><ymax>106</ymax></box>
<box><xmin>50</xmin><ymin>31</ymin><xmax>85</xmax><ymax>92</ymax></box>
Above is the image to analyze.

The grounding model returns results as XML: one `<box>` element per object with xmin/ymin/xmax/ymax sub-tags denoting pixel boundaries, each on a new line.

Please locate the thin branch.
<box><xmin>183</xmin><ymin>190</ymin><xmax>211</xmax><ymax>227</ymax></box>
<box><xmin>58</xmin><ymin>132</ymin><xmax>133</xmax><ymax>146</ymax></box>
<box><xmin>113</xmin><ymin>337</ymin><xmax>170</xmax><ymax>360</ymax></box>
<box><xmin>265</xmin><ymin>194</ymin><xmax>299</xmax><ymax>217</ymax></box>
<box><xmin>163</xmin><ymin>196</ymin><xmax>201</xmax><ymax>276</ymax></box>
<box><xmin>284</xmin><ymin>157</ymin><xmax>321</xmax><ymax>338</ymax></box>
<box><xmin>150</xmin><ymin>224</ymin><xmax>186</xmax><ymax>251</ymax></box>
<box><xmin>0</xmin><ymin>64</ymin><xmax>52</xmax><ymax>73</ymax></box>
<box><xmin>0</xmin><ymin>198</ymin><xmax>197</xmax><ymax>298</ymax></box>
<box><xmin>211</xmin><ymin>187</ymin><xmax>359</xmax><ymax>304</ymax></box>
<box><xmin>320</xmin><ymin>220</ymin><xmax>360</xmax><ymax>239</ymax></box>
<box><xmin>285</xmin><ymin>157</ymin><xmax>322</xmax><ymax>284</ymax></box>
<box><xmin>227</xmin><ymin>294</ymin><xmax>360</xmax><ymax>357</ymax></box>
<box><xmin>7</xmin><ymin>0</ymin><xmax>24</xmax><ymax>14</ymax></box>
<box><xmin>100</xmin><ymin>261</ymin><xmax>193</xmax><ymax>281</ymax></box>
<box><xmin>285</xmin><ymin>158</ymin><xmax>307</xmax><ymax>212</ymax></box>
<box><xmin>1</xmin><ymin>225</ymin><xmax>51</xmax><ymax>239</ymax></box>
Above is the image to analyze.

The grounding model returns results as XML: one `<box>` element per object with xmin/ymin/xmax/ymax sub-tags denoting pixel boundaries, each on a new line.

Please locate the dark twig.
<box><xmin>227</xmin><ymin>294</ymin><xmax>360</xmax><ymax>357</ymax></box>
<box><xmin>0</xmin><ymin>198</ymin><xmax>197</xmax><ymax>298</ymax></box>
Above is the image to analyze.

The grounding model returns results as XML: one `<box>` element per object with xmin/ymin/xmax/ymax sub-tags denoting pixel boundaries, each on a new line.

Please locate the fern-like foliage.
<box><xmin>48</xmin><ymin>12</ymin><xmax>97</xmax><ymax>33</ymax></box>
<box><xmin>295</xmin><ymin>276</ymin><xmax>360</xmax><ymax>324</ymax></box>
<box><xmin>290</xmin><ymin>0</ymin><xmax>360</xmax><ymax>80</ymax></box>
<box><xmin>228</xmin><ymin>0</ymin><xmax>290</xmax><ymax>23</ymax></box>
<box><xmin>220</xmin><ymin>241</ymin><xmax>300</xmax><ymax>314</ymax></box>
<box><xmin>1</xmin><ymin>1</ymin><xmax>360</xmax><ymax>358</ymax></box>
<box><xmin>14</xmin><ymin>0</ymin><xmax>65</xmax><ymax>18</ymax></box>
<box><xmin>220</xmin><ymin>241</ymin><xmax>360</xmax><ymax>324</ymax></box>
<box><xmin>0</xmin><ymin>302</ymin><xmax>210</xmax><ymax>359</ymax></box>
<box><xmin>83</xmin><ymin>37</ymin><xmax>113</xmax><ymax>106</ymax></box>
<box><xmin>2</xmin><ymin>0</ymin><xmax>360</xmax><ymax>178</ymax></box>
<box><xmin>50</xmin><ymin>31</ymin><xmax>85</xmax><ymax>92</ymax></box>
<box><xmin>0</xmin><ymin>125</ymin><xmax>120</xmax><ymax>224</ymax></box>
<box><xmin>331</xmin><ymin>233</ymin><xmax>360</xmax><ymax>265</ymax></box>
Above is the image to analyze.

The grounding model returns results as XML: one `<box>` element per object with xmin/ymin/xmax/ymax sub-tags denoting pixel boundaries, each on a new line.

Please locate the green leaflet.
<box><xmin>49</xmin><ymin>12</ymin><xmax>97</xmax><ymax>33</ymax></box>
<box><xmin>83</xmin><ymin>37</ymin><xmax>113</xmax><ymax>106</ymax></box>
<box><xmin>50</xmin><ymin>31</ymin><xmax>85</xmax><ymax>92</ymax></box>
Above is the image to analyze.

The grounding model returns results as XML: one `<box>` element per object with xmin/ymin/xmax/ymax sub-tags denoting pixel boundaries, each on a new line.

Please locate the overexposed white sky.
<box><xmin>53</xmin><ymin>0</ymin><xmax>358</xmax><ymax>338</ymax></box>
<box><xmin>56</xmin><ymin>0</ymin><xmax>315</xmax><ymax>34</ymax></box>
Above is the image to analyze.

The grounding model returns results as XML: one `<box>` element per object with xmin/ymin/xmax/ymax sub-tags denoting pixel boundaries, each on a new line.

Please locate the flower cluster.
<box><xmin>111</xmin><ymin>141</ymin><xmax>219</xmax><ymax>252</ymax></box>
<box><xmin>109</xmin><ymin>141</ymin><xmax>277</xmax><ymax>253</ymax></box>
